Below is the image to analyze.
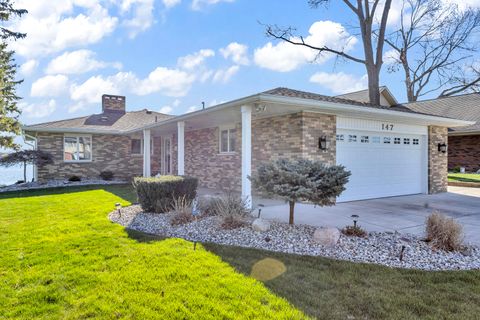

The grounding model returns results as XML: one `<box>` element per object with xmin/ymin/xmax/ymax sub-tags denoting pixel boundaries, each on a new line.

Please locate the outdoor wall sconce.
<box><xmin>438</xmin><ymin>143</ymin><xmax>447</xmax><ymax>153</ymax></box>
<box><xmin>319</xmin><ymin>136</ymin><xmax>330</xmax><ymax>150</ymax></box>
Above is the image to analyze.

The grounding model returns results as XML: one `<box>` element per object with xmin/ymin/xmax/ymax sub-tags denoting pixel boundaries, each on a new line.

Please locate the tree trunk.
<box><xmin>23</xmin><ymin>160</ymin><xmax>26</xmax><ymax>182</ymax></box>
<box><xmin>289</xmin><ymin>201</ymin><xmax>295</xmax><ymax>225</ymax></box>
<box><xmin>366</xmin><ymin>65</ymin><xmax>381</xmax><ymax>105</ymax></box>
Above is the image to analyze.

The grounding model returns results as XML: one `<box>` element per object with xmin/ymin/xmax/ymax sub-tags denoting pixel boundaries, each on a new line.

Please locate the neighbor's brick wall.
<box><xmin>179</xmin><ymin>111</ymin><xmax>336</xmax><ymax>191</ymax></box>
<box><xmin>36</xmin><ymin>132</ymin><xmax>161</xmax><ymax>181</ymax></box>
<box><xmin>428</xmin><ymin>126</ymin><xmax>448</xmax><ymax>193</ymax></box>
<box><xmin>448</xmin><ymin>134</ymin><xmax>480</xmax><ymax>172</ymax></box>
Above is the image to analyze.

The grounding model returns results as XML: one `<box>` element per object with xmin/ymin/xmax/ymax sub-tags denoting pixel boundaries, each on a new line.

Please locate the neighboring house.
<box><xmin>23</xmin><ymin>88</ymin><xmax>471</xmax><ymax>204</ymax></box>
<box><xmin>398</xmin><ymin>94</ymin><xmax>480</xmax><ymax>173</ymax></box>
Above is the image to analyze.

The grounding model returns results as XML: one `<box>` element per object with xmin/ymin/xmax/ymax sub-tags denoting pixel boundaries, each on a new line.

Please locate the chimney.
<box><xmin>102</xmin><ymin>94</ymin><xmax>126</xmax><ymax>114</ymax></box>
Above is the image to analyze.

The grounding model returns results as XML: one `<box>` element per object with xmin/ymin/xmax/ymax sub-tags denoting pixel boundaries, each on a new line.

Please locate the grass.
<box><xmin>0</xmin><ymin>185</ymin><xmax>306</xmax><ymax>319</ymax></box>
<box><xmin>448</xmin><ymin>173</ymin><xmax>480</xmax><ymax>183</ymax></box>
<box><xmin>2</xmin><ymin>185</ymin><xmax>480</xmax><ymax>319</ymax></box>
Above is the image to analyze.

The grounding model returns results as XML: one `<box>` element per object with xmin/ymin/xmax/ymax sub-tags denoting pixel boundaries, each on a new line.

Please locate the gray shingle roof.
<box><xmin>399</xmin><ymin>93</ymin><xmax>480</xmax><ymax>133</ymax></box>
<box><xmin>24</xmin><ymin>109</ymin><xmax>172</xmax><ymax>134</ymax></box>
<box><xmin>262</xmin><ymin>87</ymin><xmax>422</xmax><ymax>115</ymax></box>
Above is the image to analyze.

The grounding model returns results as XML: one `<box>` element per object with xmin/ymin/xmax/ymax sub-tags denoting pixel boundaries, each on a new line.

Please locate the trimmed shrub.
<box><xmin>342</xmin><ymin>225</ymin><xmax>367</xmax><ymax>238</ymax></box>
<box><xmin>133</xmin><ymin>176</ymin><xmax>198</xmax><ymax>213</ymax></box>
<box><xmin>426</xmin><ymin>212</ymin><xmax>464</xmax><ymax>251</ymax></box>
<box><xmin>68</xmin><ymin>175</ymin><xmax>81</xmax><ymax>182</ymax></box>
<box><xmin>99</xmin><ymin>170</ymin><xmax>114</xmax><ymax>181</ymax></box>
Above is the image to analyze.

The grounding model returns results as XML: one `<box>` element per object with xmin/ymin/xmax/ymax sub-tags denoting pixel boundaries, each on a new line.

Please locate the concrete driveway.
<box><xmin>256</xmin><ymin>187</ymin><xmax>480</xmax><ymax>246</ymax></box>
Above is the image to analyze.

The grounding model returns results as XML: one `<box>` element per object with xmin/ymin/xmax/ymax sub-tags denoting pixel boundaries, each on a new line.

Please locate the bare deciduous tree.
<box><xmin>384</xmin><ymin>0</ymin><xmax>480</xmax><ymax>101</ymax></box>
<box><xmin>265</xmin><ymin>0</ymin><xmax>392</xmax><ymax>105</ymax></box>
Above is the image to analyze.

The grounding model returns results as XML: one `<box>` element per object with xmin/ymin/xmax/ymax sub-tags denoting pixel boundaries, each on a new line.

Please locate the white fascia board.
<box><xmin>21</xmin><ymin>126</ymin><xmax>125</xmax><ymax>135</ymax></box>
<box><xmin>258</xmin><ymin>94</ymin><xmax>474</xmax><ymax>128</ymax></box>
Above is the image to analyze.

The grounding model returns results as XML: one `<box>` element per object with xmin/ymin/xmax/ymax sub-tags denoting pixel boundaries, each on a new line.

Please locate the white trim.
<box><xmin>63</xmin><ymin>134</ymin><xmax>93</xmax><ymax>163</ymax></box>
<box><xmin>177</xmin><ymin>121</ymin><xmax>185</xmax><ymax>176</ymax></box>
<box><xmin>143</xmin><ymin>129</ymin><xmax>151</xmax><ymax>177</ymax></box>
<box><xmin>241</xmin><ymin>105</ymin><xmax>252</xmax><ymax>209</ymax></box>
<box><xmin>162</xmin><ymin>136</ymin><xmax>173</xmax><ymax>175</ymax></box>
<box><xmin>219</xmin><ymin>124</ymin><xmax>237</xmax><ymax>154</ymax></box>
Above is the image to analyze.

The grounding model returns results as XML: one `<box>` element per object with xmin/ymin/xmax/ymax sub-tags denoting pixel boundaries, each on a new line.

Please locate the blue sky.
<box><xmin>10</xmin><ymin>0</ymin><xmax>479</xmax><ymax>127</ymax></box>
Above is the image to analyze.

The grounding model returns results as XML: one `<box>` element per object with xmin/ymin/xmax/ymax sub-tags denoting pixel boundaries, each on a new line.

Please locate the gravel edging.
<box><xmin>0</xmin><ymin>179</ymin><xmax>127</xmax><ymax>193</ymax></box>
<box><xmin>110</xmin><ymin>205</ymin><xmax>480</xmax><ymax>271</ymax></box>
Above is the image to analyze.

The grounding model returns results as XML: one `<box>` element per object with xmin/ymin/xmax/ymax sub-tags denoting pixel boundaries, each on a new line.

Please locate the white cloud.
<box><xmin>191</xmin><ymin>0</ymin><xmax>235</xmax><ymax>10</ymax></box>
<box><xmin>383</xmin><ymin>49</ymin><xmax>400</xmax><ymax>65</ymax></box>
<box><xmin>31</xmin><ymin>75</ymin><xmax>69</xmax><ymax>97</ymax></box>
<box><xmin>186</xmin><ymin>105</ymin><xmax>199</xmax><ymax>113</ymax></box>
<box><xmin>19</xmin><ymin>59</ymin><xmax>39</xmax><ymax>76</ymax></box>
<box><xmin>163</xmin><ymin>0</ymin><xmax>181</xmax><ymax>8</ymax></box>
<box><xmin>20</xmin><ymin>99</ymin><xmax>57</xmax><ymax>118</ymax></box>
<box><xmin>220</xmin><ymin>42</ymin><xmax>249</xmax><ymax>65</ymax></box>
<box><xmin>120</xmin><ymin>0</ymin><xmax>155</xmax><ymax>38</ymax></box>
<box><xmin>254</xmin><ymin>21</ymin><xmax>357</xmax><ymax>72</ymax></box>
<box><xmin>159</xmin><ymin>105</ymin><xmax>173</xmax><ymax>114</ymax></box>
<box><xmin>133</xmin><ymin>67</ymin><xmax>195</xmax><ymax>96</ymax></box>
<box><xmin>45</xmin><ymin>50</ymin><xmax>121</xmax><ymax>75</ymax></box>
<box><xmin>70</xmin><ymin>75</ymin><xmax>120</xmax><ymax>104</ymax></box>
<box><xmin>309</xmin><ymin>72</ymin><xmax>368</xmax><ymax>94</ymax></box>
<box><xmin>177</xmin><ymin>49</ymin><xmax>215</xmax><ymax>70</ymax></box>
<box><xmin>212</xmin><ymin>65</ymin><xmax>240</xmax><ymax>83</ymax></box>
<box><xmin>11</xmin><ymin>2</ymin><xmax>118</xmax><ymax>58</ymax></box>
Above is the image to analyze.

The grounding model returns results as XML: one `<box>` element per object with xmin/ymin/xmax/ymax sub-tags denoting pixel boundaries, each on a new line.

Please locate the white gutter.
<box><xmin>22</xmin><ymin>126</ymin><xmax>126</xmax><ymax>135</ymax></box>
<box><xmin>22</xmin><ymin>132</ymin><xmax>38</xmax><ymax>182</ymax></box>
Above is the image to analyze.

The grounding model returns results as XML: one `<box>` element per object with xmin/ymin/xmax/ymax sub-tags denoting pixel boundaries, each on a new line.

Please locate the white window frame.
<box><xmin>131</xmin><ymin>138</ymin><xmax>154</xmax><ymax>156</ymax></box>
<box><xmin>162</xmin><ymin>136</ymin><xmax>172</xmax><ymax>175</ymax></box>
<box><xmin>63</xmin><ymin>134</ymin><xmax>92</xmax><ymax>163</ymax></box>
<box><xmin>219</xmin><ymin>124</ymin><xmax>236</xmax><ymax>154</ymax></box>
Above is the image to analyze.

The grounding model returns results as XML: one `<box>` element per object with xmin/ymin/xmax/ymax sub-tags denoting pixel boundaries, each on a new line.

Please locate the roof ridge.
<box><xmin>400</xmin><ymin>92</ymin><xmax>480</xmax><ymax>106</ymax></box>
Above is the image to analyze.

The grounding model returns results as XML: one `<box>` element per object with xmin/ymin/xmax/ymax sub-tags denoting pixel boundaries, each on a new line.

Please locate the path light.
<box><xmin>257</xmin><ymin>204</ymin><xmax>264</xmax><ymax>218</ymax></box>
<box><xmin>351</xmin><ymin>214</ymin><xmax>359</xmax><ymax>228</ymax></box>
<box><xmin>115</xmin><ymin>203</ymin><xmax>122</xmax><ymax>216</ymax></box>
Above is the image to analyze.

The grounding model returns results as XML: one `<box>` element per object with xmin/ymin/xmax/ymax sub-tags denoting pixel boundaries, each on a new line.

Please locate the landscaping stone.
<box><xmin>252</xmin><ymin>218</ymin><xmax>270</xmax><ymax>232</ymax></box>
<box><xmin>0</xmin><ymin>179</ymin><xmax>126</xmax><ymax>193</ymax></box>
<box><xmin>109</xmin><ymin>205</ymin><xmax>480</xmax><ymax>271</ymax></box>
<box><xmin>313</xmin><ymin>227</ymin><xmax>340</xmax><ymax>246</ymax></box>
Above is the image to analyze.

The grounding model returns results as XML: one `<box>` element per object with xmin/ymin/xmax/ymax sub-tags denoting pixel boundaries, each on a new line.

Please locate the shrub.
<box><xmin>68</xmin><ymin>175</ymin><xmax>81</xmax><ymax>182</ymax></box>
<box><xmin>250</xmin><ymin>159</ymin><xmax>351</xmax><ymax>224</ymax></box>
<box><xmin>342</xmin><ymin>225</ymin><xmax>367</xmax><ymax>237</ymax></box>
<box><xmin>452</xmin><ymin>166</ymin><xmax>461</xmax><ymax>173</ymax></box>
<box><xmin>133</xmin><ymin>176</ymin><xmax>198</xmax><ymax>213</ymax></box>
<box><xmin>170</xmin><ymin>196</ymin><xmax>194</xmax><ymax>226</ymax></box>
<box><xmin>426</xmin><ymin>212</ymin><xmax>464</xmax><ymax>251</ymax></box>
<box><xmin>210</xmin><ymin>193</ymin><xmax>251</xmax><ymax>229</ymax></box>
<box><xmin>99</xmin><ymin>170</ymin><xmax>114</xmax><ymax>181</ymax></box>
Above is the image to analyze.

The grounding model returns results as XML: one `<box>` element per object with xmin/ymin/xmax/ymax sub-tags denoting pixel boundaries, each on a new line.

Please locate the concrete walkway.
<box><xmin>256</xmin><ymin>187</ymin><xmax>480</xmax><ymax>246</ymax></box>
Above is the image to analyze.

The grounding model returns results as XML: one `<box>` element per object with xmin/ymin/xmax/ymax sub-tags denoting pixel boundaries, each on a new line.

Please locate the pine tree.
<box><xmin>250</xmin><ymin>159</ymin><xmax>351</xmax><ymax>225</ymax></box>
<box><xmin>0</xmin><ymin>1</ymin><xmax>27</xmax><ymax>150</ymax></box>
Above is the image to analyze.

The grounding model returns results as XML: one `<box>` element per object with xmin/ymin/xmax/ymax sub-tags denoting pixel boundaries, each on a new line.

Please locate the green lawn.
<box><xmin>1</xmin><ymin>185</ymin><xmax>480</xmax><ymax>320</ymax></box>
<box><xmin>448</xmin><ymin>173</ymin><xmax>480</xmax><ymax>183</ymax></box>
<box><xmin>0</xmin><ymin>185</ymin><xmax>306</xmax><ymax>319</ymax></box>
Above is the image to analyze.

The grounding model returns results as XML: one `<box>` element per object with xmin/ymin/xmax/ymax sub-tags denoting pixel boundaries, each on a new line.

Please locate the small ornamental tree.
<box><xmin>0</xmin><ymin>150</ymin><xmax>53</xmax><ymax>182</ymax></box>
<box><xmin>250</xmin><ymin>159</ymin><xmax>351</xmax><ymax>224</ymax></box>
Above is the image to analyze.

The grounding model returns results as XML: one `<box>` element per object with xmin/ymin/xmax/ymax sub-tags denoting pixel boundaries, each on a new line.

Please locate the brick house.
<box><xmin>23</xmin><ymin>88</ymin><xmax>471</xmax><ymax>204</ymax></box>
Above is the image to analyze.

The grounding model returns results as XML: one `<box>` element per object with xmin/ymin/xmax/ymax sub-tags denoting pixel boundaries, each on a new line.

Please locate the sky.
<box><xmin>9</xmin><ymin>0</ymin><xmax>480</xmax><ymax>130</ymax></box>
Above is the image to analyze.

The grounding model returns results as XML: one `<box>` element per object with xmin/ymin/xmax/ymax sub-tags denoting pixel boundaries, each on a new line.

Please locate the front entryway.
<box><xmin>335</xmin><ymin>117</ymin><xmax>427</xmax><ymax>202</ymax></box>
<box><xmin>162</xmin><ymin>136</ymin><xmax>172</xmax><ymax>175</ymax></box>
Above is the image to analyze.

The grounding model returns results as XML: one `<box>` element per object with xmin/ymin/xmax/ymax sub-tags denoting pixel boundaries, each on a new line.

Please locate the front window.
<box><xmin>131</xmin><ymin>138</ymin><xmax>154</xmax><ymax>155</ymax></box>
<box><xmin>64</xmin><ymin>135</ymin><xmax>92</xmax><ymax>161</ymax></box>
<box><xmin>220</xmin><ymin>127</ymin><xmax>236</xmax><ymax>153</ymax></box>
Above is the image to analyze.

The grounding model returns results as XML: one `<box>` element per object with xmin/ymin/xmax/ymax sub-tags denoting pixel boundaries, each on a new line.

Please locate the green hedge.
<box><xmin>133</xmin><ymin>176</ymin><xmax>198</xmax><ymax>213</ymax></box>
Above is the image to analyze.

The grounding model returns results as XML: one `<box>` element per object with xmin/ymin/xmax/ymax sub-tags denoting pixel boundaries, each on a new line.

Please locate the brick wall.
<box><xmin>180</xmin><ymin>112</ymin><xmax>336</xmax><ymax>191</ymax></box>
<box><xmin>448</xmin><ymin>134</ymin><xmax>480</xmax><ymax>172</ymax></box>
<box><xmin>428</xmin><ymin>126</ymin><xmax>448</xmax><ymax>193</ymax></box>
<box><xmin>36</xmin><ymin>132</ymin><xmax>161</xmax><ymax>181</ymax></box>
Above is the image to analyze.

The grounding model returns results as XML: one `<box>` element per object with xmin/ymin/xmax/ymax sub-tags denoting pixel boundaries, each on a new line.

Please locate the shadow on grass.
<box><xmin>449</xmin><ymin>176</ymin><xmax>480</xmax><ymax>183</ymax></box>
<box><xmin>126</xmin><ymin>228</ymin><xmax>167</xmax><ymax>243</ymax></box>
<box><xmin>0</xmin><ymin>184</ymin><xmax>137</xmax><ymax>202</ymax></box>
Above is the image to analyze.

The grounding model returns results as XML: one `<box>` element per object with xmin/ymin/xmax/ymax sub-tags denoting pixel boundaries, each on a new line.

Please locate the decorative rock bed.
<box><xmin>110</xmin><ymin>205</ymin><xmax>480</xmax><ymax>271</ymax></box>
<box><xmin>0</xmin><ymin>179</ymin><xmax>127</xmax><ymax>193</ymax></box>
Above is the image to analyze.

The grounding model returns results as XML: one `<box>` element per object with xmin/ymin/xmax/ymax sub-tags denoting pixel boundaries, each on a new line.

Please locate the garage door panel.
<box><xmin>336</xmin><ymin>129</ymin><xmax>425</xmax><ymax>202</ymax></box>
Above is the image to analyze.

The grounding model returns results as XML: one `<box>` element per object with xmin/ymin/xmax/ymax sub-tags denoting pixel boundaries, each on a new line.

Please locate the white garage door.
<box><xmin>336</xmin><ymin>128</ymin><xmax>426</xmax><ymax>202</ymax></box>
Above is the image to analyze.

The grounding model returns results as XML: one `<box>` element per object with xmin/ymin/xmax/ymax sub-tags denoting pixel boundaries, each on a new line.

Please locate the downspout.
<box><xmin>23</xmin><ymin>132</ymin><xmax>37</xmax><ymax>182</ymax></box>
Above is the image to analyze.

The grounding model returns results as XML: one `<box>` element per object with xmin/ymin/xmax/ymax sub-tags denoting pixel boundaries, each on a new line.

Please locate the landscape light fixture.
<box><xmin>115</xmin><ymin>202</ymin><xmax>122</xmax><ymax>215</ymax></box>
<box><xmin>438</xmin><ymin>143</ymin><xmax>447</xmax><ymax>153</ymax></box>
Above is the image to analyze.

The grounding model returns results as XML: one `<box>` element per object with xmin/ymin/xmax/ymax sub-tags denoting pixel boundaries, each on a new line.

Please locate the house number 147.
<box><xmin>382</xmin><ymin>123</ymin><xmax>394</xmax><ymax>131</ymax></box>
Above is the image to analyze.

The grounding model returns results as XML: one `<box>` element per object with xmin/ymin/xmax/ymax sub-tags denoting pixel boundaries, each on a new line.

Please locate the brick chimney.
<box><xmin>102</xmin><ymin>94</ymin><xmax>126</xmax><ymax>114</ymax></box>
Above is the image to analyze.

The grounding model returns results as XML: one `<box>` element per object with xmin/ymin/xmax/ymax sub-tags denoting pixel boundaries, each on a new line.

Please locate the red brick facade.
<box><xmin>448</xmin><ymin>134</ymin><xmax>480</xmax><ymax>172</ymax></box>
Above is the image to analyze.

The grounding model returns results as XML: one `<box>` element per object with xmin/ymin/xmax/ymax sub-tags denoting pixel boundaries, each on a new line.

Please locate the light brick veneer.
<box><xmin>179</xmin><ymin>111</ymin><xmax>336</xmax><ymax>191</ymax></box>
<box><xmin>428</xmin><ymin>126</ymin><xmax>448</xmax><ymax>193</ymax></box>
<box><xmin>36</xmin><ymin>132</ymin><xmax>162</xmax><ymax>181</ymax></box>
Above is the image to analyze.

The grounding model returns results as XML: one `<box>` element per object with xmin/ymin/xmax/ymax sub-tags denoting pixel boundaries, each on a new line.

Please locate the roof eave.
<box><xmin>21</xmin><ymin>126</ymin><xmax>126</xmax><ymax>135</ymax></box>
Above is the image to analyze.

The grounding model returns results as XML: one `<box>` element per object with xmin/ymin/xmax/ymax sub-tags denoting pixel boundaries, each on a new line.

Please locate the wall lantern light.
<box><xmin>438</xmin><ymin>143</ymin><xmax>447</xmax><ymax>153</ymax></box>
<box><xmin>319</xmin><ymin>136</ymin><xmax>330</xmax><ymax>150</ymax></box>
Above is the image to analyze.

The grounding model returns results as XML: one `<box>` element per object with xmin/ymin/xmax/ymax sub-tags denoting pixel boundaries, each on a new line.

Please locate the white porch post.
<box><xmin>143</xmin><ymin>129</ymin><xmax>151</xmax><ymax>177</ymax></box>
<box><xmin>241</xmin><ymin>105</ymin><xmax>252</xmax><ymax>209</ymax></box>
<box><xmin>177</xmin><ymin>121</ymin><xmax>185</xmax><ymax>175</ymax></box>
